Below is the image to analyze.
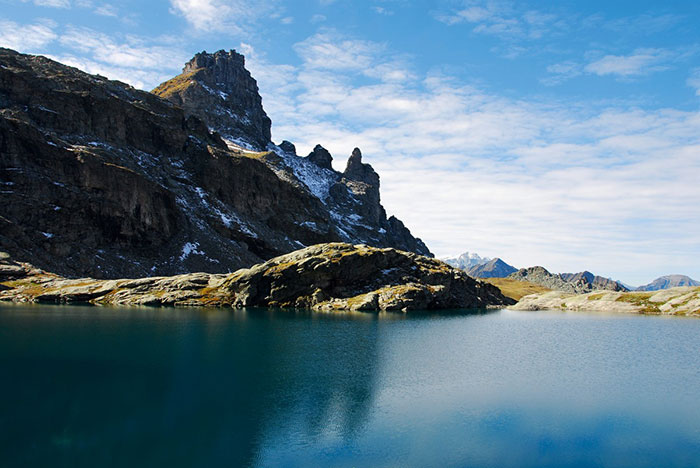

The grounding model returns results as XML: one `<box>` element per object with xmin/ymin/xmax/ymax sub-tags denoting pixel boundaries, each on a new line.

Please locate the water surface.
<box><xmin>1</xmin><ymin>304</ymin><xmax>699</xmax><ymax>467</ymax></box>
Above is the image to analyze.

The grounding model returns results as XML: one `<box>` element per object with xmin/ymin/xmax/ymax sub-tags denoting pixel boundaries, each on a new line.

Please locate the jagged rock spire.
<box><xmin>343</xmin><ymin>147</ymin><xmax>379</xmax><ymax>186</ymax></box>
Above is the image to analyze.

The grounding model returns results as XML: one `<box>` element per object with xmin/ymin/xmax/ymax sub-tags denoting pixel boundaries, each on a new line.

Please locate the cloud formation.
<box><xmin>245</xmin><ymin>31</ymin><xmax>700</xmax><ymax>283</ymax></box>
<box><xmin>585</xmin><ymin>48</ymin><xmax>672</xmax><ymax>77</ymax></box>
<box><xmin>169</xmin><ymin>0</ymin><xmax>278</xmax><ymax>34</ymax></box>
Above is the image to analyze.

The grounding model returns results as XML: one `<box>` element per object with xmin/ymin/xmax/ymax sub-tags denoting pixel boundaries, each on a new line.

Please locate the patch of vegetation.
<box><xmin>481</xmin><ymin>278</ymin><xmax>551</xmax><ymax>301</ymax></box>
<box><xmin>615</xmin><ymin>293</ymin><xmax>660</xmax><ymax>314</ymax></box>
<box><xmin>587</xmin><ymin>293</ymin><xmax>606</xmax><ymax>301</ymax></box>
<box><xmin>151</xmin><ymin>68</ymin><xmax>203</xmax><ymax>98</ymax></box>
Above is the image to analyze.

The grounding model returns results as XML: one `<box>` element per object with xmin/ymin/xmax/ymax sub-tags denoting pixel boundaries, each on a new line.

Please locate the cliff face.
<box><xmin>0</xmin><ymin>48</ymin><xmax>431</xmax><ymax>279</ymax></box>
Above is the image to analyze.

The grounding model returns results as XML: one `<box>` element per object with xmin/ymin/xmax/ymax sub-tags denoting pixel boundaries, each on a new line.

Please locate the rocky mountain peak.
<box><xmin>307</xmin><ymin>144</ymin><xmax>333</xmax><ymax>170</ymax></box>
<box><xmin>343</xmin><ymin>147</ymin><xmax>379</xmax><ymax>186</ymax></box>
<box><xmin>152</xmin><ymin>49</ymin><xmax>271</xmax><ymax>149</ymax></box>
<box><xmin>183</xmin><ymin>49</ymin><xmax>245</xmax><ymax>81</ymax></box>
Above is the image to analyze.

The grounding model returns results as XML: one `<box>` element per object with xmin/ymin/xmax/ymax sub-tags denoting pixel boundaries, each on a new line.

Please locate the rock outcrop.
<box><xmin>0</xmin><ymin>48</ymin><xmax>430</xmax><ymax>279</ymax></box>
<box><xmin>467</xmin><ymin>258</ymin><xmax>517</xmax><ymax>278</ymax></box>
<box><xmin>636</xmin><ymin>275</ymin><xmax>700</xmax><ymax>291</ymax></box>
<box><xmin>0</xmin><ymin>244</ymin><xmax>514</xmax><ymax>311</ymax></box>
<box><xmin>560</xmin><ymin>271</ymin><xmax>627</xmax><ymax>292</ymax></box>
<box><xmin>511</xmin><ymin>288</ymin><xmax>700</xmax><ymax>316</ymax></box>
<box><xmin>152</xmin><ymin>49</ymin><xmax>271</xmax><ymax>150</ymax></box>
<box><xmin>508</xmin><ymin>267</ymin><xmax>627</xmax><ymax>294</ymax></box>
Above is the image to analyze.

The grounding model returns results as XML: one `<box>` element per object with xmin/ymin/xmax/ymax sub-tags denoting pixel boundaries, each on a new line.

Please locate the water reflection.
<box><xmin>0</xmin><ymin>305</ymin><xmax>389</xmax><ymax>467</ymax></box>
<box><xmin>1</xmin><ymin>305</ymin><xmax>700</xmax><ymax>467</ymax></box>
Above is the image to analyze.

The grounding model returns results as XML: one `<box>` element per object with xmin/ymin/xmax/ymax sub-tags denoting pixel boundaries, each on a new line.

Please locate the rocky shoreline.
<box><xmin>511</xmin><ymin>288</ymin><xmax>700</xmax><ymax>316</ymax></box>
<box><xmin>0</xmin><ymin>244</ymin><xmax>514</xmax><ymax>312</ymax></box>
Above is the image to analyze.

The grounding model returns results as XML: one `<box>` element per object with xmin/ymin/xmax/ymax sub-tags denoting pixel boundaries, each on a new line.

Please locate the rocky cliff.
<box><xmin>0</xmin><ymin>244</ymin><xmax>513</xmax><ymax>311</ymax></box>
<box><xmin>152</xmin><ymin>49</ymin><xmax>271</xmax><ymax>150</ymax></box>
<box><xmin>0</xmin><ymin>48</ymin><xmax>430</xmax><ymax>278</ymax></box>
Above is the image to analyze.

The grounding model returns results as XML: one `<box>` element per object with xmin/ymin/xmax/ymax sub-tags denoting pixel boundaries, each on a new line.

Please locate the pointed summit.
<box><xmin>343</xmin><ymin>148</ymin><xmax>379</xmax><ymax>186</ymax></box>
<box><xmin>153</xmin><ymin>49</ymin><xmax>271</xmax><ymax>149</ymax></box>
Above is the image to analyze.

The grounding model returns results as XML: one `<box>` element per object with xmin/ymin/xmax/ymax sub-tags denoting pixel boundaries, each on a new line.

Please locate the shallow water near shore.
<box><xmin>1</xmin><ymin>304</ymin><xmax>699</xmax><ymax>467</ymax></box>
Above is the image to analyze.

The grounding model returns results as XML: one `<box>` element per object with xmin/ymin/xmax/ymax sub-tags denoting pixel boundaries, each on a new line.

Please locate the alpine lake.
<box><xmin>1</xmin><ymin>303</ymin><xmax>699</xmax><ymax>467</ymax></box>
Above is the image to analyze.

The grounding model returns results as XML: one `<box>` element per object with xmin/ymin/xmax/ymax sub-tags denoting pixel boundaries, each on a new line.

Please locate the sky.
<box><xmin>1</xmin><ymin>0</ymin><xmax>699</xmax><ymax>285</ymax></box>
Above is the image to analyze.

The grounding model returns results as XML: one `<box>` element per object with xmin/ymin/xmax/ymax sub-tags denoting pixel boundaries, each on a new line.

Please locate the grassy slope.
<box><xmin>482</xmin><ymin>278</ymin><xmax>551</xmax><ymax>301</ymax></box>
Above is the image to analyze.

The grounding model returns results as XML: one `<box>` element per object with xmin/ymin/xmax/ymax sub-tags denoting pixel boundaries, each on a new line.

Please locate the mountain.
<box><xmin>636</xmin><ymin>275</ymin><xmax>700</xmax><ymax>291</ymax></box>
<box><xmin>508</xmin><ymin>267</ymin><xmax>628</xmax><ymax>294</ymax></box>
<box><xmin>442</xmin><ymin>252</ymin><xmax>490</xmax><ymax>270</ymax></box>
<box><xmin>0</xmin><ymin>48</ymin><xmax>430</xmax><ymax>279</ymax></box>
<box><xmin>467</xmin><ymin>258</ymin><xmax>517</xmax><ymax>278</ymax></box>
<box><xmin>560</xmin><ymin>271</ymin><xmax>628</xmax><ymax>292</ymax></box>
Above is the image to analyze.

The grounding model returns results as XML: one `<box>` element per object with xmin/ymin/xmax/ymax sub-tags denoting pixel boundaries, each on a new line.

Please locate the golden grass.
<box><xmin>481</xmin><ymin>278</ymin><xmax>551</xmax><ymax>301</ymax></box>
<box><xmin>151</xmin><ymin>68</ymin><xmax>203</xmax><ymax>99</ymax></box>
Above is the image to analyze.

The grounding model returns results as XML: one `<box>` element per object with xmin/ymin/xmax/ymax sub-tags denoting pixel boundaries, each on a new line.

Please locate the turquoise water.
<box><xmin>1</xmin><ymin>304</ymin><xmax>699</xmax><ymax>467</ymax></box>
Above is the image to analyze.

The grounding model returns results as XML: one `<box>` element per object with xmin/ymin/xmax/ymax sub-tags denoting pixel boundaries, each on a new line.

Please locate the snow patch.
<box><xmin>269</xmin><ymin>144</ymin><xmax>337</xmax><ymax>203</ymax></box>
<box><xmin>180</xmin><ymin>242</ymin><xmax>204</xmax><ymax>261</ymax></box>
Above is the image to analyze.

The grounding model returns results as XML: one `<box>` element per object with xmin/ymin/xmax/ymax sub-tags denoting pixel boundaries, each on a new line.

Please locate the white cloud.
<box><xmin>94</xmin><ymin>4</ymin><xmax>118</xmax><ymax>16</ymax></box>
<box><xmin>584</xmin><ymin>48</ymin><xmax>672</xmax><ymax>77</ymax></box>
<box><xmin>541</xmin><ymin>60</ymin><xmax>582</xmax><ymax>86</ymax></box>
<box><xmin>0</xmin><ymin>19</ymin><xmax>57</xmax><ymax>51</ymax></box>
<box><xmin>22</xmin><ymin>0</ymin><xmax>70</xmax><ymax>7</ymax></box>
<box><xmin>169</xmin><ymin>0</ymin><xmax>277</xmax><ymax>34</ymax></box>
<box><xmin>434</xmin><ymin>1</ymin><xmax>563</xmax><ymax>40</ymax></box>
<box><xmin>310</xmin><ymin>14</ymin><xmax>326</xmax><ymax>23</ymax></box>
<box><xmin>247</xmin><ymin>31</ymin><xmax>700</xmax><ymax>284</ymax></box>
<box><xmin>280</xmin><ymin>16</ymin><xmax>294</xmax><ymax>25</ymax></box>
<box><xmin>60</xmin><ymin>27</ymin><xmax>186</xmax><ymax>70</ymax></box>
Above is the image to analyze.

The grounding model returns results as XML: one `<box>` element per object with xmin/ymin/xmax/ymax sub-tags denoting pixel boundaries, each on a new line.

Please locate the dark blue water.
<box><xmin>1</xmin><ymin>304</ymin><xmax>699</xmax><ymax>468</ymax></box>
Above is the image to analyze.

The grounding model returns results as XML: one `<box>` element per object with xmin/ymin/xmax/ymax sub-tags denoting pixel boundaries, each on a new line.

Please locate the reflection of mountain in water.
<box><xmin>0</xmin><ymin>307</ymin><xmax>384</xmax><ymax>467</ymax></box>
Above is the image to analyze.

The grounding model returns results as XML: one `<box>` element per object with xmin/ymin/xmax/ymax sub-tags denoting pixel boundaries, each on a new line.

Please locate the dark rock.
<box><xmin>278</xmin><ymin>140</ymin><xmax>296</xmax><ymax>155</ymax></box>
<box><xmin>307</xmin><ymin>144</ymin><xmax>333</xmax><ymax>170</ymax></box>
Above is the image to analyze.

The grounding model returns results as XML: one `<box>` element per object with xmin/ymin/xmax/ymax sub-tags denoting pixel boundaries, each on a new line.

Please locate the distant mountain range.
<box><xmin>441</xmin><ymin>252</ymin><xmax>490</xmax><ymax>270</ymax></box>
<box><xmin>440</xmin><ymin>251</ymin><xmax>698</xmax><ymax>293</ymax></box>
<box><xmin>509</xmin><ymin>267</ymin><xmax>628</xmax><ymax>294</ymax></box>
<box><xmin>636</xmin><ymin>275</ymin><xmax>700</xmax><ymax>291</ymax></box>
<box><xmin>467</xmin><ymin>258</ymin><xmax>517</xmax><ymax>278</ymax></box>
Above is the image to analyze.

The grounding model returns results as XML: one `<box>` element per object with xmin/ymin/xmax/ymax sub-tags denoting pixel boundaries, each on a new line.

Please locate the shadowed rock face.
<box><xmin>0</xmin><ymin>48</ymin><xmax>431</xmax><ymax>278</ymax></box>
<box><xmin>0</xmin><ymin>244</ymin><xmax>514</xmax><ymax>311</ymax></box>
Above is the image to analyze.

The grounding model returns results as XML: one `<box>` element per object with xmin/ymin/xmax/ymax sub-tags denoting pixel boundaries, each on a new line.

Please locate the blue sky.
<box><xmin>1</xmin><ymin>0</ymin><xmax>699</xmax><ymax>285</ymax></box>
